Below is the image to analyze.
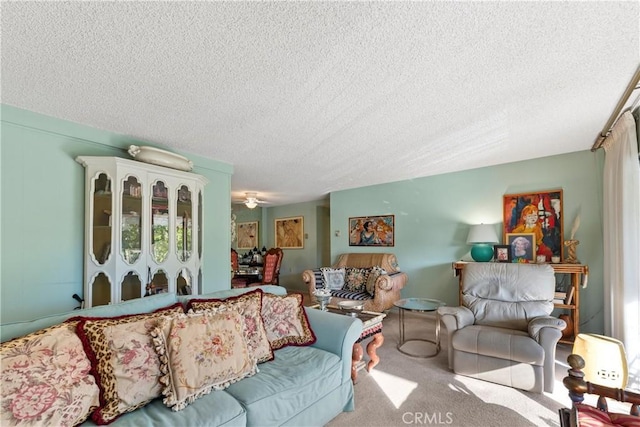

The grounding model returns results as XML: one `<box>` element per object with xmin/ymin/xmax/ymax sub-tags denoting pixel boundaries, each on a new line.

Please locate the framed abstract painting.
<box><xmin>503</xmin><ymin>189</ymin><xmax>563</xmax><ymax>262</ymax></box>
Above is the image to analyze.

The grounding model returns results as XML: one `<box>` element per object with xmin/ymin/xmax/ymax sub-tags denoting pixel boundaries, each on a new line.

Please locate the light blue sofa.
<box><xmin>0</xmin><ymin>285</ymin><xmax>363</xmax><ymax>426</ymax></box>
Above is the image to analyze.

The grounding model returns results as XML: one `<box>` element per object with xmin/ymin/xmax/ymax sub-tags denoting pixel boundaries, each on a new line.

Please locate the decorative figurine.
<box><xmin>564</xmin><ymin>215</ymin><xmax>581</xmax><ymax>264</ymax></box>
<box><xmin>564</xmin><ymin>239</ymin><xmax>580</xmax><ymax>264</ymax></box>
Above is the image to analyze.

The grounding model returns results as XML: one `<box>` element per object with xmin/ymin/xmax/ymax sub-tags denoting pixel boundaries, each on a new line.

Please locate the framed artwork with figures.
<box><xmin>275</xmin><ymin>216</ymin><xmax>304</xmax><ymax>249</ymax></box>
<box><xmin>237</xmin><ymin>221</ymin><xmax>258</xmax><ymax>249</ymax></box>
<box><xmin>348</xmin><ymin>215</ymin><xmax>394</xmax><ymax>246</ymax></box>
<box><xmin>503</xmin><ymin>189</ymin><xmax>563</xmax><ymax>261</ymax></box>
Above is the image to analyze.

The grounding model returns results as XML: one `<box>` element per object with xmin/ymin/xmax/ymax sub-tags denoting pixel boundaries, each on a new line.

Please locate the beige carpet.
<box><xmin>326</xmin><ymin>309</ymin><xmax>579</xmax><ymax>427</ymax></box>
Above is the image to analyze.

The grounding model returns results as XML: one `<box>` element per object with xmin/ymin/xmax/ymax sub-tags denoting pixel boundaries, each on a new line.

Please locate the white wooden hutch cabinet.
<box><xmin>76</xmin><ymin>155</ymin><xmax>207</xmax><ymax>308</ymax></box>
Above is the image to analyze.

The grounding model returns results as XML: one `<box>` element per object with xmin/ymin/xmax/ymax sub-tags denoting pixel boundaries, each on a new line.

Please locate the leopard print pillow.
<box><xmin>75</xmin><ymin>303</ymin><xmax>184</xmax><ymax>425</ymax></box>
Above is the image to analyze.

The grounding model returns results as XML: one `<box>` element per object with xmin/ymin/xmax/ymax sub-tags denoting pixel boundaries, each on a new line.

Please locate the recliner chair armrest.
<box><xmin>529</xmin><ymin>316</ymin><xmax>565</xmax><ymax>392</ymax></box>
<box><xmin>437</xmin><ymin>306</ymin><xmax>475</xmax><ymax>331</ymax></box>
<box><xmin>528</xmin><ymin>316</ymin><xmax>566</xmax><ymax>341</ymax></box>
<box><xmin>437</xmin><ymin>306</ymin><xmax>475</xmax><ymax>370</ymax></box>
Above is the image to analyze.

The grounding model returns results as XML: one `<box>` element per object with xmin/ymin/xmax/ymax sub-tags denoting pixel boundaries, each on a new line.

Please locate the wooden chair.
<box><xmin>248</xmin><ymin>247</ymin><xmax>283</xmax><ymax>286</ymax></box>
<box><xmin>231</xmin><ymin>248</ymin><xmax>249</xmax><ymax>288</ymax></box>
<box><xmin>560</xmin><ymin>353</ymin><xmax>640</xmax><ymax>426</ymax></box>
<box><xmin>231</xmin><ymin>248</ymin><xmax>239</xmax><ymax>271</ymax></box>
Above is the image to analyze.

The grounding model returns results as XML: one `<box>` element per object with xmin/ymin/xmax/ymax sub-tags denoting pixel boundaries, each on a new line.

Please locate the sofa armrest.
<box><xmin>305</xmin><ymin>307</ymin><xmax>363</xmax><ymax>384</ymax></box>
<box><xmin>302</xmin><ymin>269</ymin><xmax>318</xmax><ymax>287</ymax></box>
<box><xmin>303</xmin><ymin>269</ymin><xmax>322</xmax><ymax>300</ymax></box>
<box><xmin>360</xmin><ymin>271</ymin><xmax>407</xmax><ymax>312</ymax></box>
<box><xmin>376</xmin><ymin>271</ymin><xmax>406</xmax><ymax>292</ymax></box>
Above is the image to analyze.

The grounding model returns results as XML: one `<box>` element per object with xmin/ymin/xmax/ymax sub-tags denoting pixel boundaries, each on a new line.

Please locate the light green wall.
<box><xmin>1</xmin><ymin>104</ymin><xmax>607</xmax><ymax>335</ymax></box>
<box><xmin>1</xmin><ymin>105</ymin><xmax>234</xmax><ymax>323</ymax></box>
<box><xmin>330</xmin><ymin>150</ymin><xmax>606</xmax><ymax>334</ymax></box>
<box><xmin>264</xmin><ymin>200</ymin><xmax>328</xmax><ymax>292</ymax></box>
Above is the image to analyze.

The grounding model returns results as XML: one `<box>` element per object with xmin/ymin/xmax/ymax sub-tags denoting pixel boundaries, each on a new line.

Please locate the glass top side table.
<box><xmin>394</xmin><ymin>298</ymin><xmax>446</xmax><ymax>358</ymax></box>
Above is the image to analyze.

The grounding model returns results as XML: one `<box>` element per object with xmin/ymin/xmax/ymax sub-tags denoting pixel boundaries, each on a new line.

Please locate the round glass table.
<box><xmin>394</xmin><ymin>298</ymin><xmax>446</xmax><ymax>358</ymax></box>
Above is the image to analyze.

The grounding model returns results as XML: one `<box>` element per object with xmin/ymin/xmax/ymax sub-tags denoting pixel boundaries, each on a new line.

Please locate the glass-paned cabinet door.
<box><xmin>122</xmin><ymin>176</ymin><xmax>142</xmax><ymax>264</ymax></box>
<box><xmin>151</xmin><ymin>181</ymin><xmax>169</xmax><ymax>264</ymax></box>
<box><xmin>92</xmin><ymin>173</ymin><xmax>112</xmax><ymax>265</ymax></box>
<box><xmin>146</xmin><ymin>269</ymin><xmax>169</xmax><ymax>295</ymax></box>
<box><xmin>91</xmin><ymin>272</ymin><xmax>111</xmax><ymax>307</ymax></box>
<box><xmin>177</xmin><ymin>268</ymin><xmax>193</xmax><ymax>295</ymax></box>
<box><xmin>121</xmin><ymin>271</ymin><xmax>142</xmax><ymax>301</ymax></box>
<box><xmin>176</xmin><ymin>185</ymin><xmax>192</xmax><ymax>262</ymax></box>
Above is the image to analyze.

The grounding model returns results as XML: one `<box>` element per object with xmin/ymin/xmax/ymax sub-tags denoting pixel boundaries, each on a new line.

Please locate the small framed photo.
<box><xmin>506</xmin><ymin>232</ymin><xmax>536</xmax><ymax>263</ymax></box>
<box><xmin>493</xmin><ymin>245</ymin><xmax>511</xmax><ymax>263</ymax></box>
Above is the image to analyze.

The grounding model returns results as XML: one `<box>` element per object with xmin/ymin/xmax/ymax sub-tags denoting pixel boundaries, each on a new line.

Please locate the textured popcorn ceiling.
<box><xmin>2</xmin><ymin>1</ymin><xmax>638</xmax><ymax>206</ymax></box>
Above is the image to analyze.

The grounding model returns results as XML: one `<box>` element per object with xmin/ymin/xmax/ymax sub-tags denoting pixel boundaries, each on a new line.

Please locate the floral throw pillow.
<box><xmin>187</xmin><ymin>289</ymin><xmax>274</xmax><ymax>363</ymax></box>
<box><xmin>75</xmin><ymin>303</ymin><xmax>184</xmax><ymax>425</ymax></box>
<box><xmin>320</xmin><ymin>267</ymin><xmax>346</xmax><ymax>290</ymax></box>
<box><xmin>0</xmin><ymin>322</ymin><xmax>100</xmax><ymax>427</ymax></box>
<box><xmin>151</xmin><ymin>311</ymin><xmax>258</xmax><ymax>411</ymax></box>
<box><xmin>260</xmin><ymin>293</ymin><xmax>316</xmax><ymax>350</ymax></box>
<box><xmin>344</xmin><ymin>267</ymin><xmax>371</xmax><ymax>293</ymax></box>
<box><xmin>575</xmin><ymin>403</ymin><xmax>640</xmax><ymax>427</ymax></box>
<box><xmin>365</xmin><ymin>266</ymin><xmax>387</xmax><ymax>296</ymax></box>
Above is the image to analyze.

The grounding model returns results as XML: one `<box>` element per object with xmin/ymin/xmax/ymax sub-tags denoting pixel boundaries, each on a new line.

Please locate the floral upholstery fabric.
<box><xmin>75</xmin><ymin>303</ymin><xmax>184</xmax><ymax>425</ymax></box>
<box><xmin>575</xmin><ymin>403</ymin><xmax>640</xmax><ymax>427</ymax></box>
<box><xmin>260</xmin><ymin>293</ymin><xmax>316</xmax><ymax>350</ymax></box>
<box><xmin>365</xmin><ymin>266</ymin><xmax>387</xmax><ymax>296</ymax></box>
<box><xmin>151</xmin><ymin>311</ymin><xmax>257</xmax><ymax>411</ymax></box>
<box><xmin>320</xmin><ymin>267</ymin><xmax>346</xmax><ymax>290</ymax></box>
<box><xmin>187</xmin><ymin>289</ymin><xmax>273</xmax><ymax>363</ymax></box>
<box><xmin>0</xmin><ymin>322</ymin><xmax>100</xmax><ymax>427</ymax></box>
<box><xmin>343</xmin><ymin>267</ymin><xmax>370</xmax><ymax>293</ymax></box>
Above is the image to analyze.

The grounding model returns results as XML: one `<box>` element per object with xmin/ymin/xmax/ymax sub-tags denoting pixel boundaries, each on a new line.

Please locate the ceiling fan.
<box><xmin>233</xmin><ymin>192</ymin><xmax>267</xmax><ymax>209</ymax></box>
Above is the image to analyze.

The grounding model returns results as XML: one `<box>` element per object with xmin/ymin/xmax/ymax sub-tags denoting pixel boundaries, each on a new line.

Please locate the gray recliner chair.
<box><xmin>438</xmin><ymin>263</ymin><xmax>565</xmax><ymax>393</ymax></box>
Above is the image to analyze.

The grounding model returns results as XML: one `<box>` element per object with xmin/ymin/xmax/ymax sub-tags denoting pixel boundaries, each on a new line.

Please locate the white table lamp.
<box><xmin>467</xmin><ymin>224</ymin><xmax>499</xmax><ymax>262</ymax></box>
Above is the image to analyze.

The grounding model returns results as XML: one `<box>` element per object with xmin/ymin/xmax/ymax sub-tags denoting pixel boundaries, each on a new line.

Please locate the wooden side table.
<box><xmin>310</xmin><ymin>305</ymin><xmax>385</xmax><ymax>382</ymax></box>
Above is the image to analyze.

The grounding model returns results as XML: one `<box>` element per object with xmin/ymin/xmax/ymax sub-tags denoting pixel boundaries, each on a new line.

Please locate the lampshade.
<box><xmin>467</xmin><ymin>224</ymin><xmax>499</xmax><ymax>262</ymax></box>
<box><xmin>245</xmin><ymin>199</ymin><xmax>258</xmax><ymax>209</ymax></box>
<box><xmin>466</xmin><ymin>224</ymin><xmax>499</xmax><ymax>244</ymax></box>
